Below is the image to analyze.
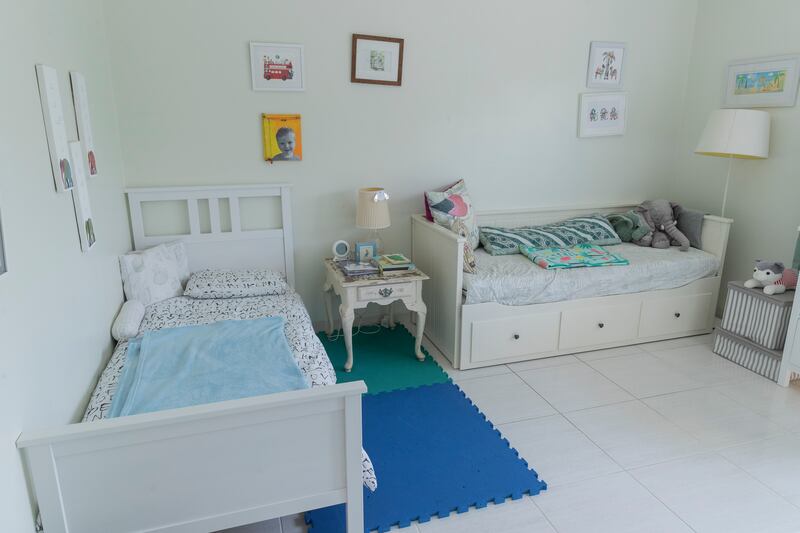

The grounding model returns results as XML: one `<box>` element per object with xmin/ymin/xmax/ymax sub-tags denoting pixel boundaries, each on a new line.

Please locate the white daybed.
<box><xmin>17</xmin><ymin>185</ymin><xmax>366</xmax><ymax>533</ymax></box>
<box><xmin>411</xmin><ymin>203</ymin><xmax>733</xmax><ymax>370</ymax></box>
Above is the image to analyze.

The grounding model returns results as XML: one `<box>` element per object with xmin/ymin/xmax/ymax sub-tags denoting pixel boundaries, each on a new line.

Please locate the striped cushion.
<box><xmin>479</xmin><ymin>214</ymin><xmax>621</xmax><ymax>256</ymax></box>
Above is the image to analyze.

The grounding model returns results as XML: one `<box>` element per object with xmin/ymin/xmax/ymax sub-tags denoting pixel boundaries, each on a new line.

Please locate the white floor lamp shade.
<box><xmin>695</xmin><ymin>109</ymin><xmax>770</xmax><ymax>217</ymax></box>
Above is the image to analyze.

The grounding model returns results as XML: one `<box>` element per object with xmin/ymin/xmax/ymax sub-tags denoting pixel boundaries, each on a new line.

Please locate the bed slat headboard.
<box><xmin>126</xmin><ymin>185</ymin><xmax>295</xmax><ymax>287</ymax></box>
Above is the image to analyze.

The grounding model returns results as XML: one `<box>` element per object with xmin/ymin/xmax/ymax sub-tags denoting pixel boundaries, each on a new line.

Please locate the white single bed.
<box><xmin>17</xmin><ymin>185</ymin><xmax>367</xmax><ymax>533</ymax></box>
<box><xmin>464</xmin><ymin>244</ymin><xmax>720</xmax><ymax>306</ymax></box>
<box><xmin>412</xmin><ymin>203</ymin><xmax>733</xmax><ymax>370</ymax></box>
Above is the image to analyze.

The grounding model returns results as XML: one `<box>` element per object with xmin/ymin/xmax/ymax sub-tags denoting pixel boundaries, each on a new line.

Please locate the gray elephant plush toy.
<box><xmin>633</xmin><ymin>199</ymin><xmax>690</xmax><ymax>251</ymax></box>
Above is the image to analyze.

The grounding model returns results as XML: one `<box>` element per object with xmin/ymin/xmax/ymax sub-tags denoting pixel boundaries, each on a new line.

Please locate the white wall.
<box><xmin>104</xmin><ymin>0</ymin><xmax>698</xmax><ymax>321</ymax></box>
<box><xmin>0</xmin><ymin>1</ymin><xmax>132</xmax><ymax>531</ymax></box>
<box><xmin>672</xmin><ymin>0</ymin><xmax>800</xmax><ymax>313</ymax></box>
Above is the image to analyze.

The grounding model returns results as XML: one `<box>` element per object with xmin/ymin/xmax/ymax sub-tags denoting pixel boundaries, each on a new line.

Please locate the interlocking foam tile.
<box><xmin>306</xmin><ymin>382</ymin><xmax>547</xmax><ymax>532</ymax></box>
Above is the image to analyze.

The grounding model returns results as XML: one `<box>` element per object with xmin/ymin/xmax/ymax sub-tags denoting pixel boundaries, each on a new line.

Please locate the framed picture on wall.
<box><xmin>724</xmin><ymin>55</ymin><xmax>800</xmax><ymax>108</ymax></box>
<box><xmin>250</xmin><ymin>42</ymin><xmax>305</xmax><ymax>91</ymax></box>
<box><xmin>35</xmin><ymin>64</ymin><xmax>74</xmax><ymax>192</ymax></box>
<box><xmin>70</xmin><ymin>72</ymin><xmax>99</xmax><ymax>177</ymax></box>
<box><xmin>351</xmin><ymin>34</ymin><xmax>404</xmax><ymax>86</ymax></box>
<box><xmin>578</xmin><ymin>92</ymin><xmax>627</xmax><ymax>137</ymax></box>
<box><xmin>586</xmin><ymin>41</ymin><xmax>626</xmax><ymax>89</ymax></box>
<box><xmin>262</xmin><ymin>114</ymin><xmax>302</xmax><ymax>162</ymax></box>
<box><xmin>69</xmin><ymin>141</ymin><xmax>96</xmax><ymax>251</ymax></box>
<box><xmin>0</xmin><ymin>206</ymin><xmax>6</xmax><ymax>275</ymax></box>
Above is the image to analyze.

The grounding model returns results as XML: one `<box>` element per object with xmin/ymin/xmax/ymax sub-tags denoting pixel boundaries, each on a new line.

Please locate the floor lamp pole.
<box><xmin>721</xmin><ymin>155</ymin><xmax>733</xmax><ymax>218</ymax></box>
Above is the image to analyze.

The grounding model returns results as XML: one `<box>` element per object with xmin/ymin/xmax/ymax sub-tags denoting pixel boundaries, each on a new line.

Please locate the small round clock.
<box><xmin>332</xmin><ymin>240</ymin><xmax>350</xmax><ymax>260</ymax></box>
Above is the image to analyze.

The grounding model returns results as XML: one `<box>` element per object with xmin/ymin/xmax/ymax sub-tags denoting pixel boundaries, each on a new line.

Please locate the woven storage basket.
<box><xmin>713</xmin><ymin>328</ymin><xmax>782</xmax><ymax>382</ymax></box>
<box><xmin>720</xmin><ymin>281</ymin><xmax>794</xmax><ymax>351</ymax></box>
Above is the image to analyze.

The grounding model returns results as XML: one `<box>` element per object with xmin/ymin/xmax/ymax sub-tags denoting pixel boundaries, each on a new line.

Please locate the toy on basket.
<box><xmin>744</xmin><ymin>260</ymin><xmax>798</xmax><ymax>295</ymax></box>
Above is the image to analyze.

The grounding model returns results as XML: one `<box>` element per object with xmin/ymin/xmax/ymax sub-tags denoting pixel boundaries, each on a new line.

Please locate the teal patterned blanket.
<box><xmin>520</xmin><ymin>243</ymin><xmax>629</xmax><ymax>270</ymax></box>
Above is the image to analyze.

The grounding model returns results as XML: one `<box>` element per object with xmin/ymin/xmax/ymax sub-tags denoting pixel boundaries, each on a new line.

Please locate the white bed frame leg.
<box><xmin>344</xmin><ymin>395</ymin><xmax>364</xmax><ymax>533</ymax></box>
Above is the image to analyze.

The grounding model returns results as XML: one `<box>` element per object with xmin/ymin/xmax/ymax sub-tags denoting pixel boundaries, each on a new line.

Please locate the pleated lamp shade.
<box><xmin>695</xmin><ymin>109</ymin><xmax>770</xmax><ymax>159</ymax></box>
<box><xmin>355</xmin><ymin>187</ymin><xmax>391</xmax><ymax>230</ymax></box>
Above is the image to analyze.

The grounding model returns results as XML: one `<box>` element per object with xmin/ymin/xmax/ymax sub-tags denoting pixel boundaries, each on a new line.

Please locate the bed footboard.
<box><xmin>17</xmin><ymin>382</ymin><xmax>367</xmax><ymax>533</ymax></box>
<box><xmin>411</xmin><ymin>215</ymin><xmax>464</xmax><ymax>366</ymax></box>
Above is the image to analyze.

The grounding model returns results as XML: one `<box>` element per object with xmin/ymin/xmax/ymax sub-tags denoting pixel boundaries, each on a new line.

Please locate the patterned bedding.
<box><xmin>83</xmin><ymin>290</ymin><xmax>377</xmax><ymax>490</ymax></box>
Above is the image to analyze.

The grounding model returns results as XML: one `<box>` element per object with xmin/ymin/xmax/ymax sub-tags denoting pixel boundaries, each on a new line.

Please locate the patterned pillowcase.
<box><xmin>184</xmin><ymin>269</ymin><xmax>288</xmax><ymax>299</ymax></box>
<box><xmin>164</xmin><ymin>241</ymin><xmax>191</xmax><ymax>287</ymax></box>
<box><xmin>425</xmin><ymin>179</ymin><xmax>480</xmax><ymax>250</ymax></box>
<box><xmin>119</xmin><ymin>243</ymin><xmax>184</xmax><ymax>306</ymax></box>
<box><xmin>479</xmin><ymin>214</ymin><xmax>622</xmax><ymax>256</ymax></box>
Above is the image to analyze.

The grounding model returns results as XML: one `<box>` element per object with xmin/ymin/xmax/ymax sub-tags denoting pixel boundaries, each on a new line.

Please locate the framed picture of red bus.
<box><xmin>250</xmin><ymin>42</ymin><xmax>305</xmax><ymax>91</ymax></box>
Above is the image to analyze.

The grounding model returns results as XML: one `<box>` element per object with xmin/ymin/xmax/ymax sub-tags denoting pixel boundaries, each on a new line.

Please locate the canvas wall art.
<box><xmin>250</xmin><ymin>42</ymin><xmax>305</xmax><ymax>91</ymax></box>
<box><xmin>586</xmin><ymin>41</ymin><xmax>626</xmax><ymax>89</ymax></box>
<box><xmin>262</xmin><ymin>114</ymin><xmax>302</xmax><ymax>162</ymax></box>
<box><xmin>724</xmin><ymin>55</ymin><xmax>800</xmax><ymax>108</ymax></box>
<box><xmin>579</xmin><ymin>92</ymin><xmax>627</xmax><ymax>137</ymax></box>
<box><xmin>36</xmin><ymin>64</ymin><xmax>74</xmax><ymax>192</ymax></box>
<box><xmin>351</xmin><ymin>34</ymin><xmax>404</xmax><ymax>86</ymax></box>
<box><xmin>69</xmin><ymin>141</ymin><xmax>96</xmax><ymax>251</ymax></box>
<box><xmin>70</xmin><ymin>72</ymin><xmax>99</xmax><ymax>177</ymax></box>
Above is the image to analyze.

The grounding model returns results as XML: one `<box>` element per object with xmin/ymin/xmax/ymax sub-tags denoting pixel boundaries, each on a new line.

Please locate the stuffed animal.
<box><xmin>744</xmin><ymin>260</ymin><xmax>799</xmax><ymax>295</ymax></box>
<box><xmin>633</xmin><ymin>199</ymin><xmax>690</xmax><ymax>251</ymax></box>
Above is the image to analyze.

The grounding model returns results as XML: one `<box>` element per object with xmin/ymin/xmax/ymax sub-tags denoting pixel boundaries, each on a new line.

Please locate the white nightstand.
<box><xmin>322</xmin><ymin>258</ymin><xmax>429</xmax><ymax>372</ymax></box>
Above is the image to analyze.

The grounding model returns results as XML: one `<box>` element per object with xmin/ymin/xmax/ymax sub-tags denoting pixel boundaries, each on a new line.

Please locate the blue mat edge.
<box><xmin>305</xmin><ymin>381</ymin><xmax>548</xmax><ymax>532</ymax></box>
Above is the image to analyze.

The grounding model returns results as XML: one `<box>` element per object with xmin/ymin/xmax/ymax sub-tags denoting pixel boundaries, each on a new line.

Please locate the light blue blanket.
<box><xmin>109</xmin><ymin>317</ymin><xmax>308</xmax><ymax>418</ymax></box>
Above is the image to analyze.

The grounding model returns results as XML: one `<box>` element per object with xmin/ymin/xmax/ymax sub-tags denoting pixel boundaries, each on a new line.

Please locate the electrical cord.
<box><xmin>326</xmin><ymin>308</ymin><xmax>385</xmax><ymax>342</ymax></box>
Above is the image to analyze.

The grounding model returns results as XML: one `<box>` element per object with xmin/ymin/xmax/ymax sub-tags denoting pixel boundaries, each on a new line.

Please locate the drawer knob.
<box><xmin>598</xmin><ymin>322</ymin><xmax>605</xmax><ymax>329</ymax></box>
<box><xmin>513</xmin><ymin>333</ymin><xmax>520</xmax><ymax>340</ymax></box>
<box><xmin>674</xmin><ymin>312</ymin><xmax>681</xmax><ymax>318</ymax></box>
<box><xmin>378</xmin><ymin>288</ymin><xmax>394</xmax><ymax>298</ymax></box>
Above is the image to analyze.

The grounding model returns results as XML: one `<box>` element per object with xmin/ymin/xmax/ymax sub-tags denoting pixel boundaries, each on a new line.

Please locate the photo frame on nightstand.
<box><xmin>355</xmin><ymin>241</ymin><xmax>377</xmax><ymax>264</ymax></box>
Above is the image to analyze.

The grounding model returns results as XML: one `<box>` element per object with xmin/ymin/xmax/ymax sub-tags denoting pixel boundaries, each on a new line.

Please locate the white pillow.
<box><xmin>119</xmin><ymin>243</ymin><xmax>184</xmax><ymax>306</ymax></box>
<box><xmin>184</xmin><ymin>269</ymin><xmax>288</xmax><ymax>299</ymax></box>
<box><xmin>111</xmin><ymin>300</ymin><xmax>145</xmax><ymax>341</ymax></box>
<box><xmin>164</xmin><ymin>241</ymin><xmax>191</xmax><ymax>287</ymax></box>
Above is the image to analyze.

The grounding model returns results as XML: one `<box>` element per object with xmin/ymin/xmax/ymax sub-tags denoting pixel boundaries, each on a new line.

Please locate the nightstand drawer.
<box><xmin>357</xmin><ymin>283</ymin><xmax>413</xmax><ymax>301</ymax></box>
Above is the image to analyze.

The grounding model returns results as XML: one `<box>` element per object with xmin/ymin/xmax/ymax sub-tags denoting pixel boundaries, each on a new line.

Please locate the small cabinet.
<box><xmin>470</xmin><ymin>312</ymin><xmax>561</xmax><ymax>363</ymax></box>
<box><xmin>559</xmin><ymin>302</ymin><xmax>641</xmax><ymax>349</ymax></box>
<box><xmin>639</xmin><ymin>293</ymin><xmax>713</xmax><ymax>338</ymax></box>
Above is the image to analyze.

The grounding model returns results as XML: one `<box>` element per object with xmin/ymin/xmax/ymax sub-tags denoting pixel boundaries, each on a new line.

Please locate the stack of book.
<box><xmin>337</xmin><ymin>260</ymin><xmax>379</xmax><ymax>277</ymax></box>
<box><xmin>376</xmin><ymin>253</ymin><xmax>416</xmax><ymax>276</ymax></box>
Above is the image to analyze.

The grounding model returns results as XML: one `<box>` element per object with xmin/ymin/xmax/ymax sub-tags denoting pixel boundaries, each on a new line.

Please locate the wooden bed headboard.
<box><xmin>126</xmin><ymin>184</ymin><xmax>295</xmax><ymax>287</ymax></box>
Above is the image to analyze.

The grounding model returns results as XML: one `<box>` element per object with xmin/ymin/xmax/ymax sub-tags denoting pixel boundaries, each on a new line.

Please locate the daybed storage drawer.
<box><xmin>559</xmin><ymin>303</ymin><xmax>641</xmax><ymax>349</ymax></box>
<box><xmin>470</xmin><ymin>313</ymin><xmax>561</xmax><ymax>363</ymax></box>
<box><xmin>357</xmin><ymin>283</ymin><xmax>413</xmax><ymax>301</ymax></box>
<box><xmin>639</xmin><ymin>293</ymin><xmax>713</xmax><ymax>338</ymax></box>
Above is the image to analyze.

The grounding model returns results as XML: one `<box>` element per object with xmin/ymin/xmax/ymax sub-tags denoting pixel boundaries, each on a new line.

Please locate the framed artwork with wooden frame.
<box><xmin>351</xmin><ymin>34</ymin><xmax>404</xmax><ymax>86</ymax></box>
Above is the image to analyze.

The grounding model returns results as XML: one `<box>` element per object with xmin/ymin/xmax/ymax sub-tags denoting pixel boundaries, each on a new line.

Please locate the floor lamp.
<box><xmin>694</xmin><ymin>109</ymin><xmax>770</xmax><ymax>218</ymax></box>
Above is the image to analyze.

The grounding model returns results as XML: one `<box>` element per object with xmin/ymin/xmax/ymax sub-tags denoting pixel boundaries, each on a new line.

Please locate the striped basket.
<box><xmin>713</xmin><ymin>329</ymin><xmax>782</xmax><ymax>382</ymax></box>
<box><xmin>720</xmin><ymin>281</ymin><xmax>794</xmax><ymax>351</ymax></box>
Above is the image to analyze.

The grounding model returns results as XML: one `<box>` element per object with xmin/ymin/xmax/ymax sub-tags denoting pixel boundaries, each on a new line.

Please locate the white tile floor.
<box><xmin>225</xmin><ymin>332</ymin><xmax>800</xmax><ymax>533</ymax></box>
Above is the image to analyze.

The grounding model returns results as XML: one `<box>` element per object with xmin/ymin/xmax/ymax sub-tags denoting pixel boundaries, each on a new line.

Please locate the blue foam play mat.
<box><xmin>305</xmin><ymin>382</ymin><xmax>547</xmax><ymax>532</ymax></box>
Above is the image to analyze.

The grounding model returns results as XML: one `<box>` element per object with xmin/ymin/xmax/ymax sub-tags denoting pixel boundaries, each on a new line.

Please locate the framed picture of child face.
<box><xmin>250</xmin><ymin>42</ymin><xmax>305</xmax><ymax>91</ymax></box>
<box><xmin>262</xmin><ymin>114</ymin><xmax>302</xmax><ymax>162</ymax></box>
<box><xmin>351</xmin><ymin>34</ymin><xmax>404</xmax><ymax>86</ymax></box>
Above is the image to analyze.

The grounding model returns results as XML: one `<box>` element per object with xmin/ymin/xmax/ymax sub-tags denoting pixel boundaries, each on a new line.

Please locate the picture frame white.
<box><xmin>69</xmin><ymin>141</ymin><xmax>96</xmax><ymax>251</ymax></box>
<box><xmin>586</xmin><ymin>41</ymin><xmax>626</xmax><ymax>89</ymax></box>
<box><xmin>578</xmin><ymin>92</ymin><xmax>627</xmax><ymax>138</ymax></box>
<box><xmin>723</xmin><ymin>55</ymin><xmax>800</xmax><ymax>108</ymax></box>
<box><xmin>250</xmin><ymin>42</ymin><xmax>305</xmax><ymax>92</ymax></box>
<box><xmin>35</xmin><ymin>64</ymin><xmax>74</xmax><ymax>192</ymax></box>
<box><xmin>70</xmin><ymin>72</ymin><xmax>99</xmax><ymax>178</ymax></box>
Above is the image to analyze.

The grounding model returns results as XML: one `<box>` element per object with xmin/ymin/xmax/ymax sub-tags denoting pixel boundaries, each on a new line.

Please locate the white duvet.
<box><xmin>83</xmin><ymin>290</ymin><xmax>377</xmax><ymax>490</ymax></box>
<box><xmin>464</xmin><ymin>243</ymin><xmax>720</xmax><ymax>306</ymax></box>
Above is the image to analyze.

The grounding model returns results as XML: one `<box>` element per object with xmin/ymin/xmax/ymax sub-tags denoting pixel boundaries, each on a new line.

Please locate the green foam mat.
<box><xmin>317</xmin><ymin>325</ymin><xmax>450</xmax><ymax>394</ymax></box>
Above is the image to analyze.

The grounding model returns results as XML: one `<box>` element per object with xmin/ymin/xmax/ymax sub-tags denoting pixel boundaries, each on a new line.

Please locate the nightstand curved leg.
<box><xmin>340</xmin><ymin>304</ymin><xmax>355</xmax><ymax>372</ymax></box>
<box><xmin>323</xmin><ymin>282</ymin><xmax>334</xmax><ymax>336</ymax></box>
<box><xmin>387</xmin><ymin>302</ymin><xmax>396</xmax><ymax>329</ymax></box>
<box><xmin>408</xmin><ymin>302</ymin><xmax>427</xmax><ymax>361</ymax></box>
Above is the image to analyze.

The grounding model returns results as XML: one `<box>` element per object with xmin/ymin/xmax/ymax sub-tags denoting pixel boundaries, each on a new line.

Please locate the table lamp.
<box><xmin>356</xmin><ymin>187</ymin><xmax>390</xmax><ymax>253</ymax></box>
<box><xmin>695</xmin><ymin>109</ymin><xmax>770</xmax><ymax>217</ymax></box>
